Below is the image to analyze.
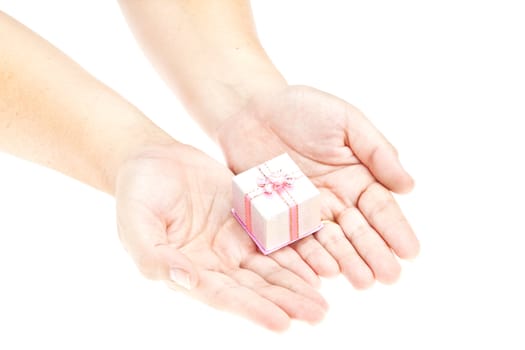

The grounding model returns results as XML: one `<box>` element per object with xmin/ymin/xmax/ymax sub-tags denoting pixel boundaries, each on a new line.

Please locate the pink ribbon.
<box><xmin>244</xmin><ymin>168</ymin><xmax>299</xmax><ymax>241</ymax></box>
<box><xmin>256</xmin><ymin>169</ymin><xmax>296</xmax><ymax>194</ymax></box>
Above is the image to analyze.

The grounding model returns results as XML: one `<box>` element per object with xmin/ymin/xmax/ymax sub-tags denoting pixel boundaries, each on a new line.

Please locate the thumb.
<box><xmin>132</xmin><ymin>242</ymin><xmax>199</xmax><ymax>290</ymax></box>
<box><xmin>154</xmin><ymin>243</ymin><xmax>198</xmax><ymax>290</ymax></box>
<box><xmin>117</xmin><ymin>202</ymin><xmax>199</xmax><ymax>290</ymax></box>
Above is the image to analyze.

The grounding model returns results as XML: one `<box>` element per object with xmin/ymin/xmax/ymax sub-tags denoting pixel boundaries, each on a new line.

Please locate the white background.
<box><xmin>1</xmin><ymin>1</ymin><xmax>524</xmax><ymax>349</ymax></box>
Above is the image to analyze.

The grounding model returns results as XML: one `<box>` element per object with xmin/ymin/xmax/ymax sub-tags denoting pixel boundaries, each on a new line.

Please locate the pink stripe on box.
<box><xmin>242</xmin><ymin>163</ymin><xmax>303</xmax><ymax>246</ymax></box>
<box><xmin>244</xmin><ymin>194</ymin><xmax>252</xmax><ymax>233</ymax></box>
<box><xmin>289</xmin><ymin>204</ymin><xmax>298</xmax><ymax>240</ymax></box>
<box><xmin>232</xmin><ymin>209</ymin><xmax>323</xmax><ymax>255</ymax></box>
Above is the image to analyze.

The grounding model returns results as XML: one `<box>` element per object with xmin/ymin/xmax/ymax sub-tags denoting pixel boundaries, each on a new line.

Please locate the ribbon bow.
<box><xmin>256</xmin><ymin>169</ymin><xmax>295</xmax><ymax>194</ymax></box>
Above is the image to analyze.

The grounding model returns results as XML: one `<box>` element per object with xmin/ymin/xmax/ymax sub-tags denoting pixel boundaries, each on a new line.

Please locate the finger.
<box><xmin>134</xmin><ymin>243</ymin><xmax>199</xmax><ymax>290</ymax></box>
<box><xmin>269</xmin><ymin>246</ymin><xmax>321</xmax><ymax>287</ymax></box>
<box><xmin>315</xmin><ymin>221</ymin><xmax>374</xmax><ymax>289</ymax></box>
<box><xmin>291</xmin><ymin>235</ymin><xmax>340</xmax><ymax>277</ymax></box>
<box><xmin>337</xmin><ymin>206</ymin><xmax>401</xmax><ymax>284</ymax></box>
<box><xmin>117</xmin><ymin>202</ymin><xmax>198</xmax><ymax>288</ymax></box>
<box><xmin>358</xmin><ymin>182</ymin><xmax>420</xmax><ymax>259</ymax></box>
<box><xmin>241</xmin><ymin>253</ymin><xmax>328</xmax><ymax>310</ymax></box>
<box><xmin>156</xmin><ymin>243</ymin><xmax>199</xmax><ymax>289</ymax></box>
<box><xmin>182</xmin><ymin>270</ymin><xmax>291</xmax><ymax>332</ymax></box>
<box><xmin>229</xmin><ymin>267</ymin><xmax>326</xmax><ymax>324</ymax></box>
<box><xmin>344</xmin><ymin>107</ymin><xmax>414</xmax><ymax>193</ymax></box>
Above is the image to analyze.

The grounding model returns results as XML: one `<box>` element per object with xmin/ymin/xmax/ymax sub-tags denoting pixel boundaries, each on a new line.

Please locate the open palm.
<box><xmin>218</xmin><ymin>85</ymin><xmax>420</xmax><ymax>288</ymax></box>
<box><xmin>115</xmin><ymin>143</ymin><xmax>327</xmax><ymax>331</ymax></box>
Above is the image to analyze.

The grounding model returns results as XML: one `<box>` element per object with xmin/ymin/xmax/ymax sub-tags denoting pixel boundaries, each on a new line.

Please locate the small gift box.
<box><xmin>231</xmin><ymin>153</ymin><xmax>323</xmax><ymax>255</ymax></box>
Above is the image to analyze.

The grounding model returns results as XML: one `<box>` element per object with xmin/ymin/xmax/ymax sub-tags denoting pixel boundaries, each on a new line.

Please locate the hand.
<box><xmin>217</xmin><ymin>85</ymin><xmax>420</xmax><ymax>288</ymax></box>
<box><xmin>115</xmin><ymin>142</ymin><xmax>328</xmax><ymax>331</ymax></box>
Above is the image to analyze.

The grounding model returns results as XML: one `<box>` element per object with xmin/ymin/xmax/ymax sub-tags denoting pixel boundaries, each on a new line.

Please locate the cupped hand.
<box><xmin>115</xmin><ymin>142</ymin><xmax>327</xmax><ymax>331</ymax></box>
<box><xmin>217</xmin><ymin>85</ymin><xmax>420</xmax><ymax>288</ymax></box>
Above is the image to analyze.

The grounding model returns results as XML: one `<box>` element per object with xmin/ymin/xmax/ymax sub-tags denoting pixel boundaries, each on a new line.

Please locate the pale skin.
<box><xmin>0</xmin><ymin>12</ymin><xmax>326</xmax><ymax>330</ymax></box>
<box><xmin>1</xmin><ymin>0</ymin><xmax>419</xmax><ymax>331</ymax></box>
<box><xmin>118</xmin><ymin>0</ymin><xmax>420</xmax><ymax>287</ymax></box>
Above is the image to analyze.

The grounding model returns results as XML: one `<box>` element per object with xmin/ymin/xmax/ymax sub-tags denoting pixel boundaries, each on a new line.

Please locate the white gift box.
<box><xmin>231</xmin><ymin>153</ymin><xmax>323</xmax><ymax>255</ymax></box>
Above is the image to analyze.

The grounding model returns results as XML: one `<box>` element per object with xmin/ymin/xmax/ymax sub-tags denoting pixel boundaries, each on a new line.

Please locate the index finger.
<box><xmin>357</xmin><ymin>182</ymin><xmax>420</xmax><ymax>259</ymax></box>
<box><xmin>344</xmin><ymin>105</ymin><xmax>414</xmax><ymax>193</ymax></box>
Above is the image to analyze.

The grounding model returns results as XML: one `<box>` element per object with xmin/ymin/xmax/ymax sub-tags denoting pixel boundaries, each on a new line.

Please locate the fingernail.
<box><xmin>396</xmin><ymin>157</ymin><xmax>415</xmax><ymax>189</ymax></box>
<box><xmin>169</xmin><ymin>268</ymin><xmax>192</xmax><ymax>290</ymax></box>
<box><xmin>398</xmin><ymin>156</ymin><xmax>413</xmax><ymax>175</ymax></box>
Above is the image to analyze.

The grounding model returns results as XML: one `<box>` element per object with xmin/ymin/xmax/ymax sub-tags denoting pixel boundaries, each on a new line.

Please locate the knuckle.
<box><xmin>362</xmin><ymin>184</ymin><xmax>395</xmax><ymax>221</ymax></box>
<box><xmin>322</xmin><ymin>230</ymin><xmax>346</xmax><ymax>248</ymax></box>
<box><xmin>339</xmin><ymin>207</ymin><xmax>370</xmax><ymax>243</ymax></box>
<box><xmin>347</xmin><ymin>222</ymin><xmax>370</xmax><ymax>243</ymax></box>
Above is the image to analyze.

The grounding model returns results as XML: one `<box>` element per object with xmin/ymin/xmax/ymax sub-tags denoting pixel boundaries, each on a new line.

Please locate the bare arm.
<box><xmin>118</xmin><ymin>1</ymin><xmax>419</xmax><ymax>287</ymax></box>
<box><xmin>0</xmin><ymin>11</ymin><xmax>172</xmax><ymax>194</ymax></box>
<box><xmin>117</xmin><ymin>0</ymin><xmax>286</xmax><ymax>139</ymax></box>
<box><xmin>0</xmin><ymin>12</ymin><xmax>330</xmax><ymax>328</ymax></box>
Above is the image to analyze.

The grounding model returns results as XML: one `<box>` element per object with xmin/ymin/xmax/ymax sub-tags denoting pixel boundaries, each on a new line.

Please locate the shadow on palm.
<box><xmin>115</xmin><ymin>143</ymin><xmax>327</xmax><ymax>331</ymax></box>
<box><xmin>218</xmin><ymin>85</ymin><xmax>419</xmax><ymax>288</ymax></box>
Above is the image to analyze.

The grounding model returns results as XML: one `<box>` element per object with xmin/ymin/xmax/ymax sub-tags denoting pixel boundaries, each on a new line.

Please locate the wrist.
<box><xmin>182</xmin><ymin>50</ymin><xmax>288</xmax><ymax>140</ymax></box>
<box><xmin>99</xmin><ymin>111</ymin><xmax>177</xmax><ymax>195</ymax></box>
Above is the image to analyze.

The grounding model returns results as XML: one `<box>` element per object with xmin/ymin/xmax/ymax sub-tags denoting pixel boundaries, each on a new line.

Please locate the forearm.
<box><xmin>118</xmin><ymin>0</ymin><xmax>286</xmax><ymax>140</ymax></box>
<box><xmin>0</xmin><ymin>12</ymin><xmax>173</xmax><ymax>194</ymax></box>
